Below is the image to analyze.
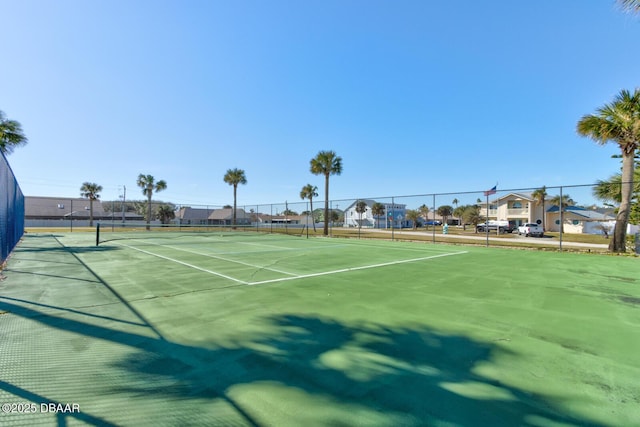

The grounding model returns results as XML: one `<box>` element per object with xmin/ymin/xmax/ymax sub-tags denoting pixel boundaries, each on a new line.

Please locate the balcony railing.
<box><xmin>507</xmin><ymin>208</ymin><xmax>529</xmax><ymax>216</ymax></box>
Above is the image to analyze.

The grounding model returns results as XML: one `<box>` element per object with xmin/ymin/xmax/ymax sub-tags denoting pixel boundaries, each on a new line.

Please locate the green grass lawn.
<box><xmin>1</xmin><ymin>232</ymin><xmax>639</xmax><ymax>426</ymax></box>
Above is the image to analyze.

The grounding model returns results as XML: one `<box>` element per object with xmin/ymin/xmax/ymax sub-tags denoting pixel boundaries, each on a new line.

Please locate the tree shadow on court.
<box><xmin>0</xmin><ymin>298</ymin><xmax>605</xmax><ymax>427</ymax></box>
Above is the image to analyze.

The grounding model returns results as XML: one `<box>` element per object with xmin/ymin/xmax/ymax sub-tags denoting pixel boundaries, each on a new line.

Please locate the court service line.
<box><xmin>117</xmin><ymin>242</ymin><xmax>249</xmax><ymax>284</ymax></box>
<box><xmin>143</xmin><ymin>241</ymin><xmax>298</xmax><ymax>277</ymax></box>
<box><xmin>248</xmin><ymin>250</ymin><xmax>468</xmax><ymax>286</ymax></box>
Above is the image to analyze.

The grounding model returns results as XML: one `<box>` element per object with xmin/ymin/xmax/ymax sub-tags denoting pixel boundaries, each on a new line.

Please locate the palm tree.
<box><xmin>137</xmin><ymin>174</ymin><xmax>167</xmax><ymax>230</ymax></box>
<box><xmin>618</xmin><ymin>0</ymin><xmax>640</xmax><ymax>13</ymax></box>
<box><xmin>371</xmin><ymin>202</ymin><xmax>385</xmax><ymax>229</ymax></box>
<box><xmin>531</xmin><ymin>186</ymin><xmax>548</xmax><ymax>230</ymax></box>
<box><xmin>437</xmin><ymin>205</ymin><xmax>453</xmax><ymax>225</ymax></box>
<box><xmin>418</xmin><ymin>204</ymin><xmax>430</xmax><ymax>229</ymax></box>
<box><xmin>223</xmin><ymin>168</ymin><xmax>247</xmax><ymax>229</ymax></box>
<box><xmin>593</xmin><ymin>170</ymin><xmax>640</xmax><ymax>204</ymax></box>
<box><xmin>452</xmin><ymin>198</ymin><xmax>459</xmax><ymax>209</ymax></box>
<box><xmin>577</xmin><ymin>89</ymin><xmax>640</xmax><ymax>252</ymax></box>
<box><xmin>548</xmin><ymin>194</ymin><xmax>575</xmax><ymax>233</ymax></box>
<box><xmin>80</xmin><ymin>182</ymin><xmax>102</xmax><ymax>227</ymax></box>
<box><xmin>463</xmin><ymin>205</ymin><xmax>483</xmax><ymax>233</ymax></box>
<box><xmin>593</xmin><ymin>170</ymin><xmax>640</xmax><ymax>225</ymax></box>
<box><xmin>157</xmin><ymin>205</ymin><xmax>175</xmax><ymax>225</ymax></box>
<box><xmin>453</xmin><ymin>205</ymin><xmax>467</xmax><ymax>229</ymax></box>
<box><xmin>0</xmin><ymin>110</ymin><xmax>28</xmax><ymax>155</ymax></box>
<box><xmin>310</xmin><ymin>150</ymin><xmax>343</xmax><ymax>236</ymax></box>
<box><xmin>300</xmin><ymin>184</ymin><xmax>318</xmax><ymax>231</ymax></box>
<box><xmin>355</xmin><ymin>200</ymin><xmax>368</xmax><ymax>230</ymax></box>
<box><xmin>405</xmin><ymin>209</ymin><xmax>420</xmax><ymax>230</ymax></box>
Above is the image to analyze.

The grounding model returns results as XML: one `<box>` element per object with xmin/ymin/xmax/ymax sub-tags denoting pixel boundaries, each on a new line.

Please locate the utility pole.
<box><xmin>121</xmin><ymin>185</ymin><xmax>126</xmax><ymax>223</ymax></box>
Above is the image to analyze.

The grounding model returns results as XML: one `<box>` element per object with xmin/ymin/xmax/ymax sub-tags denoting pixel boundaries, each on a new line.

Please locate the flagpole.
<box><xmin>485</xmin><ymin>193</ymin><xmax>489</xmax><ymax>247</ymax></box>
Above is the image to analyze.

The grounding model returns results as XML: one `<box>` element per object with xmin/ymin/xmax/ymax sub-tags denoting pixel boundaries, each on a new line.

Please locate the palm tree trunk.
<box><xmin>323</xmin><ymin>174</ymin><xmax>329</xmax><ymax>236</ymax></box>
<box><xmin>310</xmin><ymin>198</ymin><xmax>316</xmax><ymax>232</ymax></box>
<box><xmin>89</xmin><ymin>199</ymin><xmax>94</xmax><ymax>227</ymax></box>
<box><xmin>233</xmin><ymin>185</ymin><xmax>237</xmax><ymax>229</ymax></box>
<box><xmin>611</xmin><ymin>152</ymin><xmax>635</xmax><ymax>252</ymax></box>
<box><xmin>146</xmin><ymin>193</ymin><xmax>152</xmax><ymax>230</ymax></box>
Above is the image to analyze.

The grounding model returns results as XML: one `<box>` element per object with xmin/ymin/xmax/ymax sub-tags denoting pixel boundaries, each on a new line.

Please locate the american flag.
<box><xmin>484</xmin><ymin>185</ymin><xmax>497</xmax><ymax>196</ymax></box>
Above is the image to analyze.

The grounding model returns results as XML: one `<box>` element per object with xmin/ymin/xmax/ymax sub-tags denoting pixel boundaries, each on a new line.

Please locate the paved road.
<box><xmin>364</xmin><ymin>228</ymin><xmax>610</xmax><ymax>250</ymax></box>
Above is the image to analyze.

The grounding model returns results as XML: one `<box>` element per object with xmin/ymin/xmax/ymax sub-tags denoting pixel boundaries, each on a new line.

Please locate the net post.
<box><xmin>96</xmin><ymin>223</ymin><xmax>100</xmax><ymax>246</ymax></box>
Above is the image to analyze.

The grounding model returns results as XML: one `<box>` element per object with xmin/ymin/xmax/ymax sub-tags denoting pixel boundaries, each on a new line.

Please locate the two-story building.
<box><xmin>343</xmin><ymin>200</ymin><xmax>411</xmax><ymax>228</ymax></box>
<box><xmin>478</xmin><ymin>192</ymin><xmax>616</xmax><ymax>233</ymax></box>
<box><xmin>478</xmin><ymin>192</ymin><xmax>544</xmax><ymax>229</ymax></box>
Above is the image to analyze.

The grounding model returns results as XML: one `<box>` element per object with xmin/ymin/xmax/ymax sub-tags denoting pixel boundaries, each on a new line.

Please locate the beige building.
<box><xmin>479</xmin><ymin>192</ymin><xmax>616</xmax><ymax>233</ymax></box>
<box><xmin>478</xmin><ymin>192</ymin><xmax>545</xmax><ymax>229</ymax></box>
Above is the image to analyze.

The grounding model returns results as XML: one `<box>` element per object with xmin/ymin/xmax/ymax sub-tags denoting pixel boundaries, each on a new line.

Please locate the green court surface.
<box><xmin>1</xmin><ymin>231</ymin><xmax>639</xmax><ymax>426</ymax></box>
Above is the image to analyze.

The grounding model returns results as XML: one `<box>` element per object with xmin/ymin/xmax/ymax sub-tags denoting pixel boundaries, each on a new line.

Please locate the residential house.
<box><xmin>343</xmin><ymin>199</ymin><xmax>410</xmax><ymax>228</ymax></box>
<box><xmin>175</xmin><ymin>207</ymin><xmax>213</xmax><ymax>225</ymax></box>
<box><xmin>208</xmin><ymin>208</ymin><xmax>251</xmax><ymax>226</ymax></box>
<box><xmin>546</xmin><ymin>206</ymin><xmax>616</xmax><ymax>234</ymax></box>
<box><xmin>25</xmin><ymin>196</ymin><xmax>142</xmax><ymax>226</ymax></box>
<box><xmin>478</xmin><ymin>193</ymin><xmax>617</xmax><ymax>234</ymax></box>
<box><xmin>478</xmin><ymin>192</ymin><xmax>545</xmax><ymax>229</ymax></box>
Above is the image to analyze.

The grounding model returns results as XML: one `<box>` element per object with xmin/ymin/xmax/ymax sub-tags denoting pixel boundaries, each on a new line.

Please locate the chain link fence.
<box><xmin>24</xmin><ymin>182</ymin><xmax>640</xmax><ymax>252</ymax></box>
<box><xmin>0</xmin><ymin>152</ymin><xmax>25</xmax><ymax>264</ymax></box>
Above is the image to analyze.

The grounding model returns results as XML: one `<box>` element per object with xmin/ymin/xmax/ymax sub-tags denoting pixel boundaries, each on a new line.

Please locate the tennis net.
<box><xmin>95</xmin><ymin>222</ymin><xmax>272</xmax><ymax>246</ymax></box>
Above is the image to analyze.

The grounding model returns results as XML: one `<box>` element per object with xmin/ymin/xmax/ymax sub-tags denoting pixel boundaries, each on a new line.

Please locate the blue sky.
<box><xmin>2</xmin><ymin>1</ymin><xmax>639</xmax><ymax>209</ymax></box>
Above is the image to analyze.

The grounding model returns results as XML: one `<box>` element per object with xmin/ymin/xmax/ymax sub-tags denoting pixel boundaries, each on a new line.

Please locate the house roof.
<box><xmin>490</xmin><ymin>192</ymin><xmax>535</xmax><ymax>202</ymax></box>
<box><xmin>208</xmin><ymin>208</ymin><xmax>248</xmax><ymax>220</ymax></box>
<box><xmin>25</xmin><ymin>196</ymin><xmax>108</xmax><ymax>218</ymax></box>
<box><xmin>344</xmin><ymin>199</ymin><xmax>406</xmax><ymax>210</ymax></box>
<box><xmin>176</xmin><ymin>207</ymin><xmax>213</xmax><ymax>220</ymax></box>
<box><xmin>546</xmin><ymin>205</ymin><xmax>616</xmax><ymax>220</ymax></box>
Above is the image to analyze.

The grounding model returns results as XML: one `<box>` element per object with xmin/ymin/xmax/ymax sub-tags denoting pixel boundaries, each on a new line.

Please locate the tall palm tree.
<box><xmin>452</xmin><ymin>198</ymin><xmax>459</xmax><ymax>209</ymax></box>
<box><xmin>577</xmin><ymin>89</ymin><xmax>640</xmax><ymax>252</ymax></box>
<box><xmin>223</xmin><ymin>168</ymin><xmax>247</xmax><ymax>228</ymax></box>
<box><xmin>0</xmin><ymin>110</ymin><xmax>28</xmax><ymax>155</ymax></box>
<box><xmin>80</xmin><ymin>182</ymin><xmax>102</xmax><ymax>227</ymax></box>
<box><xmin>310</xmin><ymin>150</ymin><xmax>343</xmax><ymax>236</ymax></box>
<box><xmin>531</xmin><ymin>186</ymin><xmax>548</xmax><ymax>230</ymax></box>
<box><xmin>371</xmin><ymin>202</ymin><xmax>385</xmax><ymax>229</ymax></box>
<box><xmin>137</xmin><ymin>174</ymin><xmax>167</xmax><ymax>230</ymax></box>
<box><xmin>300</xmin><ymin>184</ymin><xmax>318</xmax><ymax>231</ymax></box>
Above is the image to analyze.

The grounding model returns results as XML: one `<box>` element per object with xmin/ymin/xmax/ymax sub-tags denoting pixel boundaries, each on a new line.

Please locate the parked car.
<box><xmin>424</xmin><ymin>220</ymin><xmax>442</xmax><ymax>226</ymax></box>
<box><xmin>476</xmin><ymin>220</ymin><xmax>516</xmax><ymax>234</ymax></box>
<box><xmin>518</xmin><ymin>223</ymin><xmax>544</xmax><ymax>237</ymax></box>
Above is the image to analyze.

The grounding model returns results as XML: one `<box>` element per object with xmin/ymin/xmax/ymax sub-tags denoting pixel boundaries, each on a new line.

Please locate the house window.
<box><xmin>572</xmin><ymin>220</ymin><xmax>580</xmax><ymax>225</ymax></box>
<box><xmin>511</xmin><ymin>202</ymin><xmax>522</xmax><ymax>208</ymax></box>
<box><xmin>57</xmin><ymin>204</ymin><xmax>64</xmax><ymax>209</ymax></box>
<box><xmin>555</xmin><ymin>219</ymin><xmax>560</xmax><ymax>225</ymax></box>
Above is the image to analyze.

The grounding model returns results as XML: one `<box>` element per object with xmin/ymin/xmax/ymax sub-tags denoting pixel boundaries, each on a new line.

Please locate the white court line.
<box><xmin>248</xmin><ymin>250</ymin><xmax>468</xmax><ymax>286</ymax></box>
<box><xmin>143</xmin><ymin>241</ymin><xmax>298</xmax><ymax>277</ymax></box>
<box><xmin>118</xmin><ymin>241</ymin><xmax>467</xmax><ymax>287</ymax></box>
<box><xmin>117</xmin><ymin>242</ymin><xmax>249</xmax><ymax>284</ymax></box>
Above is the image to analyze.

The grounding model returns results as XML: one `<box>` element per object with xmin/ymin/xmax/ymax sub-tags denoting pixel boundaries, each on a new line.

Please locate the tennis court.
<box><xmin>1</xmin><ymin>230</ymin><xmax>639</xmax><ymax>426</ymax></box>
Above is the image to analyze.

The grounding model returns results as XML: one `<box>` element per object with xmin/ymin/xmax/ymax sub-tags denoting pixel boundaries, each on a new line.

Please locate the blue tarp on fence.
<box><xmin>0</xmin><ymin>151</ymin><xmax>24</xmax><ymax>264</ymax></box>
